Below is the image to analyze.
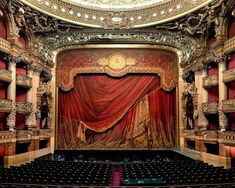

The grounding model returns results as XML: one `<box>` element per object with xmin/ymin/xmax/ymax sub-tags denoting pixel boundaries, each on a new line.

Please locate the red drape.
<box><xmin>58</xmin><ymin>74</ymin><xmax>176</xmax><ymax>149</ymax></box>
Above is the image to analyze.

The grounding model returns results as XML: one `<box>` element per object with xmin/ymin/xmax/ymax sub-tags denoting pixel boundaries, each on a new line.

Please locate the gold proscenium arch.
<box><xmin>55</xmin><ymin>44</ymin><xmax>180</xmax><ymax>92</ymax></box>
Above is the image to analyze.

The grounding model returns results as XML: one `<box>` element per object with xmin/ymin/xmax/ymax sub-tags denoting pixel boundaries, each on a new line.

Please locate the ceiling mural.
<box><xmin>65</xmin><ymin>0</ymin><xmax>170</xmax><ymax>10</ymax></box>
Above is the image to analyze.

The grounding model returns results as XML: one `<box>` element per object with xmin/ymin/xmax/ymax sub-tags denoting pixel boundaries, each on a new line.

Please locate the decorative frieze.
<box><xmin>16</xmin><ymin>102</ymin><xmax>33</xmax><ymax>114</ymax></box>
<box><xmin>202</xmin><ymin>74</ymin><xmax>219</xmax><ymax>88</ymax></box>
<box><xmin>0</xmin><ymin>38</ymin><xmax>11</xmax><ymax>53</ymax></box>
<box><xmin>222</xmin><ymin>99</ymin><xmax>235</xmax><ymax>113</ymax></box>
<box><xmin>202</xmin><ymin>102</ymin><xmax>218</xmax><ymax>114</ymax></box>
<box><xmin>202</xmin><ymin>130</ymin><xmax>218</xmax><ymax>143</ymax></box>
<box><xmin>224</xmin><ymin>36</ymin><xmax>235</xmax><ymax>54</ymax></box>
<box><xmin>223</xmin><ymin>68</ymin><xmax>235</xmax><ymax>83</ymax></box>
<box><xmin>16</xmin><ymin>130</ymin><xmax>33</xmax><ymax>142</ymax></box>
<box><xmin>0</xmin><ymin>68</ymin><xmax>12</xmax><ymax>83</ymax></box>
<box><xmin>16</xmin><ymin>74</ymin><xmax>32</xmax><ymax>88</ymax></box>
<box><xmin>0</xmin><ymin>99</ymin><xmax>13</xmax><ymax>113</ymax></box>
<box><xmin>184</xmin><ymin>129</ymin><xmax>195</xmax><ymax>140</ymax></box>
<box><xmin>39</xmin><ymin>129</ymin><xmax>51</xmax><ymax>140</ymax></box>
<box><xmin>0</xmin><ymin>131</ymin><xmax>16</xmax><ymax>144</ymax></box>
<box><xmin>218</xmin><ymin>131</ymin><xmax>235</xmax><ymax>145</ymax></box>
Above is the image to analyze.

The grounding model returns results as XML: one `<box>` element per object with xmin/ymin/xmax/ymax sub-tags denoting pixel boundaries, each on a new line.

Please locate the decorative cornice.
<box><xmin>0</xmin><ymin>68</ymin><xmax>12</xmax><ymax>83</ymax></box>
<box><xmin>16</xmin><ymin>102</ymin><xmax>33</xmax><ymax>114</ymax></box>
<box><xmin>223</xmin><ymin>68</ymin><xmax>235</xmax><ymax>83</ymax></box>
<box><xmin>202</xmin><ymin>74</ymin><xmax>219</xmax><ymax>88</ymax></box>
<box><xmin>222</xmin><ymin>99</ymin><xmax>235</xmax><ymax>113</ymax></box>
<box><xmin>17</xmin><ymin>0</ymin><xmax>214</xmax><ymax>29</ymax></box>
<box><xmin>0</xmin><ymin>99</ymin><xmax>13</xmax><ymax>113</ymax></box>
<box><xmin>16</xmin><ymin>74</ymin><xmax>32</xmax><ymax>89</ymax></box>
<box><xmin>224</xmin><ymin>36</ymin><xmax>235</xmax><ymax>54</ymax></box>
<box><xmin>0</xmin><ymin>131</ymin><xmax>16</xmax><ymax>144</ymax></box>
<box><xmin>202</xmin><ymin>102</ymin><xmax>218</xmax><ymax>114</ymax></box>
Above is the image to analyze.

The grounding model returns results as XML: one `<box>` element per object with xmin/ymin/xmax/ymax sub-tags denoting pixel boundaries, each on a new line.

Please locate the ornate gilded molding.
<box><xmin>0</xmin><ymin>68</ymin><xmax>12</xmax><ymax>83</ymax></box>
<box><xmin>41</xmin><ymin>30</ymin><xmax>197</xmax><ymax>66</ymax></box>
<box><xmin>222</xmin><ymin>99</ymin><xmax>235</xmax><ymax>113</ymax></box>
<box><xmin>16</xmin><ymin>74</ymin><xmax>32</xmax><ymax>88</ymax></box>
<box><xmin>202</xmin><ymin>74</ymin><xmax>219</xmax><ymax>88</ymax></box>
<box><xmin>224</xmin><ymin>36</ymin><xmax>235</xmax><ymax>54</ymax></box>
<box><xmin>223</xmin><ymin>68</ymin><xmax>235</xmax><ymax>83</ymax></box>
<box><xmin>202</xmin><ymin>102</ymin><xmax>218</xmax><ymax>114</ymax></box>
<box><xmin>183</xmin><ymin>129</ymin><xmax>195</xmax><ymax>140</ymax></box>
<box><xmin>7</xmin><ymin>103</ymin><xmax>16</xmax><ymax>130</ymax></box>
<box><xmin>17</xmin><ymin>0</ymin><xmax>214</xmax><ymax>29</ymax></box>
<box><xmin>57</xmin><ymin>47</ymin><xmax>178</xmax><ymax>91</ymax></box>
<box><xmin>0</xmin><ymin>131</ymin><xmax>16</xmax><ymax>144</ymax></box>
<box><xmin>218</xmin><ymin>102</ymin><xmax>228</xmax><ymax>131</ymax></box>
<box><xmin>16</xmin><ymin>102</ymin><xmax>33</xmax><ymax>114</ymax></box>
<box><xmin>202</xmin><ymin>130</ymin><xmax>218</xmax><ymax>143</ymax></box>
<box><xmin>218</xmin><ymin>131</ymin><xmax>235</xmax><ymax>145</ymax></box>
<box><xmin>0</xmin><ymin>38</ymin><xmax>11</xmax><ymax>54</ymax></box>
<box><xmin>40</xmin><ymin>128</ymin><xmax>51</xmax><ymax>140</ymax></box>
<box><xmin>16</xmin><ymin>130</ymin><xmax>33</xmax><ymax>142</ymax></box>
<box><xmin>0</xmin><ymin>99</ymin><xmax>13</xmax><ymax>113</ymax></box>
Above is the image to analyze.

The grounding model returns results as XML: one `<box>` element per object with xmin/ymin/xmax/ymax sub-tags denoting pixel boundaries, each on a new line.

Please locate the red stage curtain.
<box><xmin>58</xmin><ymin>74</ymin><xmax>176</xmax><ymax>149</ymax></box>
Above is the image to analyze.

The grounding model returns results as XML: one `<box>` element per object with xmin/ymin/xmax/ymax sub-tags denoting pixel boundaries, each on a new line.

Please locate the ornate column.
<box><xmin>199</xmin><ymin>69</ymin><xmax>209</xmax><ymax>131</ymax></box>
<box><xmin>25</xmin><ymin>69</ymin><xmax>36</xmax><ymax>129</ymax></box>
<box><xmin>6</xmin><ymin>59</ymin><xmax>16</xmax><ymax>131</ymax></box>
<box><xmin>218</xmin><ymin>57</ymin><xmax>228</xmax><ymax>131</ymax></box>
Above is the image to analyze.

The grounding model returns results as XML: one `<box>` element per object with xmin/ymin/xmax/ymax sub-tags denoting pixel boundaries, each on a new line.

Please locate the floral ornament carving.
<box><xmin>25</xmin><ymin>108</ymin><xmax>37</xmax><ymax>128</ymax></box>
<box><xmin>102</xmin><ymin>12</ymin><xmax>131</xmax><ymax>29</ymax></box>
<box><xmin>17</xmin><ymin>130</ymin><xmax>33</xmax><ymax>141</ymax></box>
<box><xmin>202</xmin><ymin>130</ymin><xmax>218</xmax><ymax>142</ymax></box>
<box><xmin>218</xmin><ymin>102</ymin><xmax>228</xmax><ymax>131</ymax></box>
<box><xmin>16</xmin><ymin>102</ymin><xmax>33</xmax><ymax>114</ymax></box>
<box><xmin>202</xmin><ymin>102</ymin><xmax>218</xmax><ymax>114</ymax></box>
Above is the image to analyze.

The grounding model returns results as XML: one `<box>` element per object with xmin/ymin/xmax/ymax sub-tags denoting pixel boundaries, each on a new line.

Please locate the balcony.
<box><xmin>0</xmin><ymin>38</ymin><xmax>11</xmax><ymax>53</ymax></box>
<box><xmin>0</xmin><ymin>68</ymin><xmax>12</xmax><ymax>83</ymax></box>
<box><xmin>40</xmin><ymin>129</ymin><xmax>51</xmax><ymax>140</ymax></box>
<box><xmin>203</xmin><ymin>74</ymin><xmax>219</xmax><ymax>88</ymax></box>
<box><xmin>223</xmin><ymin>68</ymin><xmax>235</xmax><ymax>83</ymax></box>
<box><xmin>16</xmin><ymin>102</ymin><xmax>33</xmax><ymax>114</ymax></box>
<box><xmin>222</xmin><ymin>99</ymin><xmax>235</xmax><ymax>113</ymax></box>
<box><xmin>0</xmin><ymin>99</ymin><xmax>13</xmax><ymax>113</ymax></box>
<box><xmin>16</xmin><ymin>130</ymin><xmax>33</xmax><ymax>142</ymax></box>
<box><xmin>16</xmin><ymin>75</ymin><xmax>32</xmax><ymax>89</ymax></box>
<box><xmin>224</xmin><ymin>36</ymin><xmax>235</xmax><ymax>54</ymax></box>
<box><xmin>202</xmin><ymin>102</ymin><xmax>218</xmax><ymax>114</ymax></box>
<box><xmin>184</xmin><ymin>129</ymin><xmax>195</xmax><ymax>140</ymax></box>
<box><xmin>0</xmin><ymin>131</ymin><xmax>16</xmax><ymax>144</ymax></box>
<box><xmin>219</xmin><ymin>131</ymin><xmax>235</xmax><ymax>145</ymax></box>
<box><xmin>202</xmin><ymin>130</ymin><xmax>218</xmax><ymax>143</ymax></box>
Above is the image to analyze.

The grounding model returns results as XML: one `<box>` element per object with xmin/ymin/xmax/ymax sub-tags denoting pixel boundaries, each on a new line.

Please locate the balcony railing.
<box><xmin>223</xmin><ymin>68</ymin><xmax>235</xmax><ymax>83</ymax></box>
<box><xmin>203</xmin><ymin>74</ymin><xmax>219</xmax><ymax>88</ymax></box>
<box><xmin>16</xmin><ymin>102</ymin><xmax>33</xmax><ymax>114</ymax></box>
<box><xmin>16</xmin><ymin>74</ymin><xmax>32</xmax><ymax>89</ymax></box>
<box><xmin>0</xmin><ymin>131</ymin><xmax>16</xmax><ymax>144</ymax></box>
<box><xmin>202</xmin><ymin>130</ymin><xmax>218</xmax><ymax>143</ymax></box>
<box><xmin>219</xmin><ymin>131</ymin><xmax>235</xmax><ymax>145</ymax></box>
<box><xmin>0</xmin><ymin>38</ymin><xmax>11</xmax><ymax>53</ymax></box>
<box><xmin>16</xmin><ymin>130</ymin><xmax>33</xmax><ymax>142</ymax></box>
<box><xmin>202</xmin><ymin>102</ymin><xmax>218</xmax><ymax>114</ymax></box>
<box><xmin>184</xmin><ymin>129</ymin><xmax>195</xmax><ymax>140</ymax></box>
<box><xmin>0</xmin><ymin>99</ymin><xmax>13</xmax><ymax>113</ymax></box>
<box><xmin>224</xmin><ymin>36</ymin><xmax>235</xmax><ymax>54</ymax></box>
<box><xmin>40</xmin><ymin>129</ymin><xmax>51</xmax><ymax>140</ymax></box>
<box><xmin>222</xmin><ymin>99</ymin><xmax>235</xmax><ymax>113</ymax></box>
<box><xmin>0</xmin><ymin>68</ymin><xmax>12</xmax><ymax>83</ymax></box>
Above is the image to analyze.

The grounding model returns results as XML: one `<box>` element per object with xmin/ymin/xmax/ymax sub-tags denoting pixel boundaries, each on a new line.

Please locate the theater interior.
<box><xmin>0</xmin><ymin>0</ymin><xmax>234</xmax><ymax>187</ymax></box>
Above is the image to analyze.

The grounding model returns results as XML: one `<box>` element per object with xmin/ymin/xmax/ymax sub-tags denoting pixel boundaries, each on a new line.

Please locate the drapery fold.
<box><xmin>58</xmin><ymin>74</ymin><xmax>176</xmax><ymax>149</ymax></box>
